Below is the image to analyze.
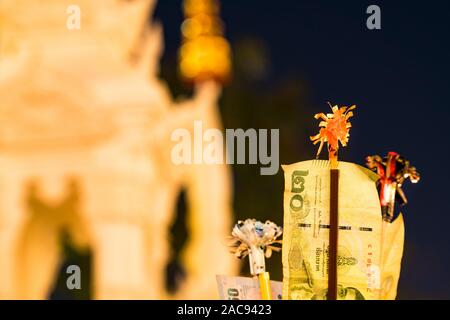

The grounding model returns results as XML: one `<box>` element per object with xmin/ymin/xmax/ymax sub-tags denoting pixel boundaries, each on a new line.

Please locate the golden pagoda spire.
<box><xmin>179</xmin><ymin>0</ymin><xmax>231</xmax><ymax>84</ymax></box>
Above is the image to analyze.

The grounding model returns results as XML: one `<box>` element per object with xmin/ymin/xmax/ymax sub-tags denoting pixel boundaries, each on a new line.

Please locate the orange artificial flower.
<box><xmin>310</xmin><ymin>103</ymin><xmax>356</xmax><ymax>162</ymax></box>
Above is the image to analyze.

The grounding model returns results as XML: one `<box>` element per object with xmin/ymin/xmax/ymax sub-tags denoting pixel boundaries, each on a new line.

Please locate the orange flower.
<box><xmin>310</xmin><ymin>103</ymin><xmax>356</xmax><ymax>161</ymax></box>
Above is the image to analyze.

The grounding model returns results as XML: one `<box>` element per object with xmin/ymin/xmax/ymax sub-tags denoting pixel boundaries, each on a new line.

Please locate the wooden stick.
<box><xmin>328</xmin><ymin>168</ymin><xmax>339</xmax><ymax>300</ymax></box>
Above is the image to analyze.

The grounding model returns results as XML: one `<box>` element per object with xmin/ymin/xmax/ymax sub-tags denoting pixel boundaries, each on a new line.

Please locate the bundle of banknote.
<box><xmin>216</xmin><ymin>275</ymin><xmax>282</xmax><ymax>300</ymax></box>
<box><xmin>282</xmin><ymin>160</ymin><xmax>404</xmax><ymax>300</ymax></box>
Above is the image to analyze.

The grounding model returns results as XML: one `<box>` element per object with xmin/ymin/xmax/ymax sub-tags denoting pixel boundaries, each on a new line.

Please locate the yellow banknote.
<box><xmin>282</xmin><ymin>160</ymin><xmax>384</xmax><ymax>300</ymax></box>
<box><xmin>380</xmin><ymin>214</ymin><xmax>405</xmax><ymax>300</ymax></box>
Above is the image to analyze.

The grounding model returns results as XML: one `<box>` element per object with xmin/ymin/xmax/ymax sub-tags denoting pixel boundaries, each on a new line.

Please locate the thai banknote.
<box><xmin>282</xmin><ymin>160</ymin><xmax>385</xmax><ymax>300</ymax></box>
<box><xmin>380</xmin><ymin>214</ymin><xmax>404</xmax><ymax>300</ymax></box>
<box><xmin>216</xmin><ymin>275</ymin><xmax>282</xmax><ymax>300</ymax></box>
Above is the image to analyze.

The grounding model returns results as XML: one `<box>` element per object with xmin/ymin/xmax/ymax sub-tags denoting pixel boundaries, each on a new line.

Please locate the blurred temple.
<box><xmin>0</xmin><ymin>0</ymin><xmax>236</xmax><ymax>299</ymax></box>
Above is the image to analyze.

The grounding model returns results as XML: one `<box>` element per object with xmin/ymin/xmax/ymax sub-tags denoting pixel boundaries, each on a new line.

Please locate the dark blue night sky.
<box><xmin>155</xmin><ymin>0</ymin><xmax>450</xmax><ymax>299</ymax></box>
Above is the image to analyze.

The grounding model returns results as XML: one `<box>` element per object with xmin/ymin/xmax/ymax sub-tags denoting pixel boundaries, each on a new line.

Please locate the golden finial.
<box><xmin>179</xmin><ymin>0</ymin><xmax>231</xmax><ymax>84</ymax></box>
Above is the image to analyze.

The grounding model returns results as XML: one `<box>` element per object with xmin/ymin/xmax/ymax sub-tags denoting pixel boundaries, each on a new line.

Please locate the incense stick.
<box><xmin>258</xmin><ymin>272</ymin><xmax>272</xmax><ymax>300</ymax></box>
<box><xmin>311</xmin><ymin>103</ymin><xmax>356</xmax><ymax>300</ymax></box>
<box><xmin>328</xmin><ymin>167</ymin><xmax>339</xmax><ymax>300</ymax></box>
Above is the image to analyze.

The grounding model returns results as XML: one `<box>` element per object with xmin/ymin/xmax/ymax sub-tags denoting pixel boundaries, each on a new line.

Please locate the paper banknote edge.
<box><xmin>282</xmin><ymin>159</ymin><xmax>380</xmax><ymax>182</ymax></box>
